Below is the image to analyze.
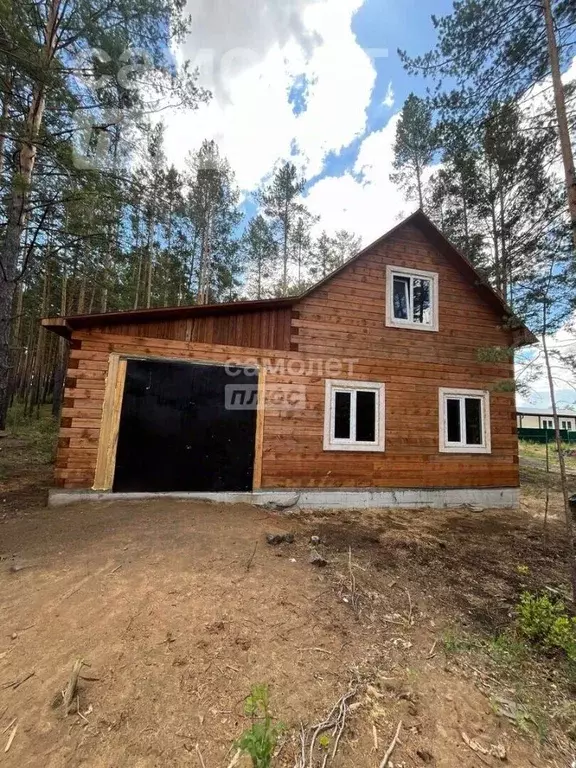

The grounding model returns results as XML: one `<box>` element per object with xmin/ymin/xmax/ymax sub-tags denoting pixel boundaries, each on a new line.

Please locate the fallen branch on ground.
<box><xmin>1</xmin><ymin>718</ymin><xmax>16</xmax><ymax>735</ymax></box>
<box><xmin>403</xmin><ymin>588</ymin><xmax>413</xmax><ymax>626</ymax></box>
<box><xmin>195</xmin><ymin>743</ymin><xmax>206</xmax><ymax>768</ymax></box>
<box><xmin>295</xmin><ymin>683</ymin><xmax>358</xmax><ymax>768</ymax></box>
<box><xmin>246</xmin><ymin>541</ymin><xmax>258</xmax><ymax>572</ymax></box>
<box><xmin>4</xmin><ymin>722</ymin><xmax>17</xmax><ymax>753</ymax></box>
<box><xmin>226</xmin><ymin>748</ymin><xmax>241</xmax><ymax>768</ymax></box>
<box><xmin>347</xmin><ymin>548</ymin><xmax>360</xmax><ymax>616</ymax></box>
<box><xmin>378</xmin><ymin>721</ymin><xmax>402</xmax><ymax>768</ymax></box>
<box><xmin>2</xmin><ymin>670</ymin><xmax>34</xmax><ymax>690</ymax></box>
<box><xmin>461</xmin><ymin>732</ymin><xmax>506</xmax><ymax>762</ymax></box>
<box><xmin>62</xmin><ymin>659</ymin><xmax>85</xmax><ymax>715</ymax></box>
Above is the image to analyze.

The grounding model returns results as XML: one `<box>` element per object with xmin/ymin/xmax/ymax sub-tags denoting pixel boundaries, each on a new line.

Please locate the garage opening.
<box><xmin>113</xmin><ymin>359</ymin><xmax>258</xmax><ymax>493</ymax></box>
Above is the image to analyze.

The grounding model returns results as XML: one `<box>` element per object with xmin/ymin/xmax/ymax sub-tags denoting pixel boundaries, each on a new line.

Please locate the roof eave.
<box><xmin>41</xmin><ymin>317</ymin><xmax>72</xmax><ymax>339</ymax></box>
<box><xmin>42</xmin><ymin>296</ymin><xmax>297</xmax><ymax>337</ymax></box>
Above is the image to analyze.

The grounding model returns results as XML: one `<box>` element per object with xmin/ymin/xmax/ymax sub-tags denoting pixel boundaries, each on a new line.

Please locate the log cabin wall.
<box><xmin>55</xmin><ymin>223</ymin><xmax>519</xmax><ymax>491</ymax></box>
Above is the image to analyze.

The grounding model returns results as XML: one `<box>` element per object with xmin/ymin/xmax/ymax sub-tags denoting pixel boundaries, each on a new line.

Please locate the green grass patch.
<box><xmin>3</xmin><ymin>403</ymin><xmax>58</xmax><ymax>465</ymax></box>
<box><xmin>519</xmin><ymin>439</ymin><xmax>576</xmax><ymax>471</ymax></box>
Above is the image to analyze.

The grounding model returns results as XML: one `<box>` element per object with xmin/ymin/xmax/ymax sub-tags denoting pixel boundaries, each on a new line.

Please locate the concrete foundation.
<box><xmin>48</xmin><ymin>487</ymin><xmax>519</xmax><ymax>510</ymax></box>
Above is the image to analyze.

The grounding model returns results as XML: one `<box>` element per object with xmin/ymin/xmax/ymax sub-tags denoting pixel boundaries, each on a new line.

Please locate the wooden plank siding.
<box><xmin>54</xmin><ymin>223</ymin><xmax>519</xmax><ymax>491</ymax></box>
<box><xmin>88</xmin><ymin>308</ymin><xmax>293</xmax><ymax>351</ymax></box>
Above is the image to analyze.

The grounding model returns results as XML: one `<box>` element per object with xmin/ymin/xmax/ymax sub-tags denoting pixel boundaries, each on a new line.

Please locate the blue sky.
<box><xmin>299</xmin><ymin>0</ymin><xmax>456</xmax><ymax>184</ymax></box>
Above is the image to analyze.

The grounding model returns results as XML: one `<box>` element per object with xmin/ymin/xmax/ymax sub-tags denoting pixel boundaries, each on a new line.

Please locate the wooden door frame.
<box><xmin>252</xmin><ymin>365</ymin><xmax>266</xmax><ymax>490</ymax></box>
<box><xmin>92</xmin><ymin>353</ymin><xmax>266</xmax><ymax>493</ymax></box>
<box><xmin>93</xmin><ymin>354</ymin><xmax>127</xmax><ymax>491</ymax></box>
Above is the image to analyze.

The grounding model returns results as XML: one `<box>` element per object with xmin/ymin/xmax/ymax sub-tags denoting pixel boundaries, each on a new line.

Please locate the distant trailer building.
<box><xmin>517</xmin><ymin>407</ymin><xmax>576</xmax><ymax>442</ymax></box>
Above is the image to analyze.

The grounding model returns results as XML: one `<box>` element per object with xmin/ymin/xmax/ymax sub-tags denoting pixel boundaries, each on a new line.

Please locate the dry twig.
<box><xmin>296</xmin><ymin>683</ymin><xmax>358</xmax><ymax>768</ymax></box>
<box><xmin>246</xmin><ymin>541</ymin><xmax>258</xmax><ymax>572</ymax></box>
<box><xmin>378</xmin><ymin>721</ymin><xmax>402</xmax><ymax>768</ymax></box>
<box><xmin>461</xmin><ymin>732</ymin><xmax>492</xmax><ymax>766</ymax></box>
<box><xmin>347</xmin><ymin>548</ymin><xmax>360</xmax><ymax>615</ymax></box>
<box><xmin>297</xmin><ymin>647</ymin><xmax>335</xmax><ymax>656</ymax></box>
<box><xmin>403</xmin><ymin>588</ymin><xmax>413</xmax><ymax>626</ymax></box>
<box><xmin>2</xmin><ymin>671</ymin><xmax>34</xmax><ymax>690</ymax></box>
<box><xmin>226</xmin><ymin>748</ymin><xmax>241</xmax><ymax>768</ymax></box>
<box><xmin>4</xmin><ymin>722</ymin><xmax>17</xmax><ymax>753</ymax></box>
<box><xmin>63</xmin><ymin>659</ymin><xmax>85</xmax><ymax>715</ymax></box>
<box><xmin>194</xmin><ymin>743</ymin><xmax>206</xmax><ymax>768</ymax></box>
<box><xmin>1</xmin><ymin>718</ymin><xmax>16</xmax><ymax>735</ymax></box>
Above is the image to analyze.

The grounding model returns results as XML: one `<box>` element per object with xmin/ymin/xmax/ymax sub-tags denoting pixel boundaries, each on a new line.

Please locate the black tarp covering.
<box><xmin>114</xmin><ymin>359</ymin><xmax>258</xmax><ymax>493</ymax></box>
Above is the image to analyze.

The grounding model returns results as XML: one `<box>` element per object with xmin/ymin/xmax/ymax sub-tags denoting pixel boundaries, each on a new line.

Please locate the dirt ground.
<box><xmin>1</xmin><ymin>429</ymin><xmax>576</xmax><ymax>767</ymax></box>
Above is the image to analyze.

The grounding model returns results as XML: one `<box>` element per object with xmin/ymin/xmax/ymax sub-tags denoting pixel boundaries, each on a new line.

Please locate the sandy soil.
<box><xmin>1</xmin><ymin>490</ymin><xmax>573</xmax><ymax>767</ymax></box>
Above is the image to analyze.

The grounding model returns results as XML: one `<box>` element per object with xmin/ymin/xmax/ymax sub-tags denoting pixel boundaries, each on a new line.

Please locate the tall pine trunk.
<box><xmin>542</xmin><ymin>0</ymin><xmax>576</xmax><ymax>258</ymax></box>
<box><xmin>542</xmin><ymin>302</ymin><xmax>576</xmax><ymax>600</ymax></box>
<box><xmin>0</xmin><ymin>0</ymin><xmax>60</xmax><ymax>429</ymax></box>
<box><xmin>487</xmin><ymin>162</ymin><xmax>502</xmax><ymax>296</ymax></box>
<box><xmin>415</xmin><ymin>160</ymin><xmax>424</xmax><ymax>210</ymax></box>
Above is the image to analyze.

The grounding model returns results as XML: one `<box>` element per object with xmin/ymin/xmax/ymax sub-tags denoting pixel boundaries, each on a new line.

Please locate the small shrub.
<box><xmin>318</xmin><ymin>734</ymin><xmax>331</xmax><ymax>751</ymax></box>
<box><xmin>235</xmin><ymin>684</ymin><xmax>283</xmax><ymax>768</ymax></box>
<box><xmin>516</xmin><ymin>592</ymin><xmax>576</xmax><ymax>661</ymax></box>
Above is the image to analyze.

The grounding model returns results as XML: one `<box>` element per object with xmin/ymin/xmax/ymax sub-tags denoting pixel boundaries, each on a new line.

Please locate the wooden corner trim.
<box><xmin>92</xmin><ymin>355</ymin><xmax>127</xmax><ymax>491</ymax></box>
<box><xmin>252</xmin><ymin>366</ymin><xmax>267</xmax><ymax>490</ymax></box>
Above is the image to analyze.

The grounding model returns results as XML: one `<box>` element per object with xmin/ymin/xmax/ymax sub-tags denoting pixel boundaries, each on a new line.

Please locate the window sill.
<box><xmin>385</xmin><ymin>318</ymin><xmax>439</xmax><ymax>332</ymax></box>
<box><xmin>323</xmin><ymin>442</ymin><xmax>385</xmax><ymax>453</ymax></box>
<box><xmin>439</xmin><ymin>445</ymin><xmax>491</xmax><ymax>454</ymax></box>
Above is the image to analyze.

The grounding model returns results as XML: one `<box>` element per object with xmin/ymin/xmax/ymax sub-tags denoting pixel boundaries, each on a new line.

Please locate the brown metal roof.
<box><xmin>42</xmin><ymin>209</ymin><xmax>537</xmax><ymax>346</ymax></box>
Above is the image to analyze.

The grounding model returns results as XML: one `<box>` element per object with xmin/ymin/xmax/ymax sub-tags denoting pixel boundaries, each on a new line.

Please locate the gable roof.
<box><xmin>43</xmin><ymin>209</ymin><xmax>537</xmax><ymax>346</ymax></box>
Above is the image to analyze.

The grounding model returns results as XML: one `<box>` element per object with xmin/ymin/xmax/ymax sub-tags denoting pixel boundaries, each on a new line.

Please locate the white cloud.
<box><xmin>383</xmin><ymin>81</ymin><xmax>394</xmax><ymax>108</ymax></box>
<box><xmin>182</xmin><ymin>0</ymin><xmax>322</xmax><ymax>94</ymax></box>
<box><xmin>305</xmin><ymin>112</ymin><xmax>413</xmax><ymax>243</ymax></box>
<box><xmin>163</xmin><ymin>0</ymin><xmax>375</xmax><ymax>191</ymax></box>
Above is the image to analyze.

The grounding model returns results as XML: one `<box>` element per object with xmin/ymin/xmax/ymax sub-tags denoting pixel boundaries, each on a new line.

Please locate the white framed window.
<box><xmin>323</xmin><ymin>380</ymin><xmax>385</xmax><ymax>452</ymax></box>
<box><xmin>542</xmin><ymin>419</ymin><xmax>553</xmax><ymax>429</ymax></box>
<box><xmin>386</xmin><ymin>265</ymin><xmax>439</xmax><ymax>332</ymax></box>
<box><xmin>439</xmin><ymin>388</ymin><xmax>491</xmax><ymax>454</ymax></box>
<box><xmin>561</xmin><ymin>420</ymin><xmax>573</xmax><ymax>431</ymax></box>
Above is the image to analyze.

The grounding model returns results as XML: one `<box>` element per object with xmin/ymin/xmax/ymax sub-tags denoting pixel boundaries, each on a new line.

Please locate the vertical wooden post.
<box><xmin>93</xmin><ymin>355</ymin><xmax>127</xmax><ymax>491</ymax></box>
<box><xmin>252</xmin><ymin>364</ymin><xmax>266</xmax><ymax>490</ymax></box>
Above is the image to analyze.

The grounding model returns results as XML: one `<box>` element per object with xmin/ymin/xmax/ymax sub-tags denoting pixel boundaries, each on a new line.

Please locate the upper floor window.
<box><xmin>323</xmin><ymin>380</ymin><xmax>385</xmax><ymax>452</ymax></box>
<box><xmin>439</xmin><ymin>388</ymin><xmax>491</xmax><ymax>454</ymax></box>
<box><xmin>386</xmin><ymin>265</ymin><xmax>439</xmax><ymax>332</ymax></box>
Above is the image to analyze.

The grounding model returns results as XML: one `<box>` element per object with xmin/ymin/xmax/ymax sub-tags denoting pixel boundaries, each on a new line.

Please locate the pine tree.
<box><xmin>243</xmin><ymin>216</ymin><xmax>277</xmax><ymax>299</ymax></box>
<box><xmin>0</xmin><ymin>0</ymin><xmax>210</xmax><ymax>428</ymax></box>
<box><xmin>310</xmin><ymin>232</ymin><xmax>335</xmax><ymax>280</ymax></box>
<box><xmin>256</xmin><ymin>162</ymin><xmax>307</xmax><ymax>295</ymax></box>
<box><xmin>390</xmin><ymin>94</ymin><xmax>437</xmax><ymax>209</ymax></box>
<box><xmin>331</xmin><ymin>230</ymin><xmax>362</xmax><ymax>266</ymax></box>
<box><xmin>399</xmin><ymin>0</ymin><xmax>576</xmax><ymax>254</ymax></box>
<box><xmin>187</xmin><ymin>140</ymin><xmax>243</xmax><ymax>305</ymax></box>
<box><xmin>291</xmin><ymin>212</ymin><xmax>316</xmax><ymax>290</ymax></box>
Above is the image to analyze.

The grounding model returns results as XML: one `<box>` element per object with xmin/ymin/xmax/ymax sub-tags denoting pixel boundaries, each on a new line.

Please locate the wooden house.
<box><xmin>43</xmin><ymin>210</ymin><xmax>536</xmax><ymax>509</ymax></box>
